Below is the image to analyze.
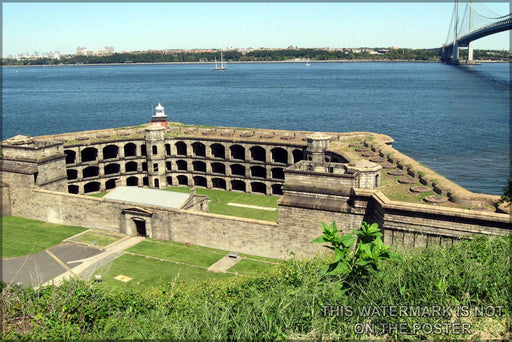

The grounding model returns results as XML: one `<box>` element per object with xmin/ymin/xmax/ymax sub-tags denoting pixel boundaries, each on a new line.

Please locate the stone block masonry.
<box><xmin>1</xmin><ymin>123</ymin><xmax>510</xmax><ymax>259</ymax></box>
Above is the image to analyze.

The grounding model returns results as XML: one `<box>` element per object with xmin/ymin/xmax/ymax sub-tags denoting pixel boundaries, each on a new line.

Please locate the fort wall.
<box><xmin>1</xmin><ymin>123</ymin><xmax>510</xmax><ymax>259</ymax></box>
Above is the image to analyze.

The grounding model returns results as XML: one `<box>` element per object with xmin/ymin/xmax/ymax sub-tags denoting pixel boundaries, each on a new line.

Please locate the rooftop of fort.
<box><xmin>4</xmin><ymin>121</ymin><xmax>506</xmax><ymax>214</ymax></box>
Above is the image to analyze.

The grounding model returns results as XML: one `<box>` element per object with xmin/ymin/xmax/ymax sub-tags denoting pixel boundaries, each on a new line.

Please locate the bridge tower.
<box><xmin>466</xmin><ymin>0</ymin><xmax>474</xmax><ymax>64</ymax></box>
<box><xmin>452</xmin><ymin>0</ymin><xmax>460</xmax><ymax>64</ymax></box>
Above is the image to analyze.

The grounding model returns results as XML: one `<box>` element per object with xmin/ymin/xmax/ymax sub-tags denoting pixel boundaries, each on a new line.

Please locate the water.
<box><xmin>2</xmin><ymin>62</ymin><xmax>510</xmax><ymax>194</ymax></box>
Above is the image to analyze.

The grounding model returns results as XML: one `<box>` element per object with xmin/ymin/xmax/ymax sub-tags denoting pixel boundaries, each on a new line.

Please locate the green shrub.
<box><xmin>312</xmin><ymin>221</ymin><xmax>401</xmax><ymax>284</ymax></box>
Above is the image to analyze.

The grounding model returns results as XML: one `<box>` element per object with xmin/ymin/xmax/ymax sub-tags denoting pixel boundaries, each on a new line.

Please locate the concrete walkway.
<box><xmin>38</xmin><ymin>236</ymin><xmax>144</xmax><ymax>287</ymax></box>
<box><xmin>207</xmin><ymin>255</ymin><xmax>242</xmax><ymax>273</ymax></box>
<box><xmin>2</xmin><ymin>242</ymin><xmax>103</xmax><ymax>288</ymax></box>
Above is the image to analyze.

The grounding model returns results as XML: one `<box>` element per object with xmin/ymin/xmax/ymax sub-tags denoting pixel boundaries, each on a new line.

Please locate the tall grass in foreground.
<box><xmin>2</xmin><ymin>235</ymin><xmax>510</xmax><ymax>340</ymax></box>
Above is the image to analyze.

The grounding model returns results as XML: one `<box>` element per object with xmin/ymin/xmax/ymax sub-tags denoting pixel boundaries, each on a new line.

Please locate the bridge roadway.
<box><xmin>440</xmin><ymin>15</ymin><xmax>512</xmax><ymax>63</ymax></box>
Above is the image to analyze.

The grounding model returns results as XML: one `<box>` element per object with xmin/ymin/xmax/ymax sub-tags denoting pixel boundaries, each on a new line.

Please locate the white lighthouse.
<box><xmin>151</xmin><ymin>103</ymin><xmax>168</xmax><ymax>129</ymax></box>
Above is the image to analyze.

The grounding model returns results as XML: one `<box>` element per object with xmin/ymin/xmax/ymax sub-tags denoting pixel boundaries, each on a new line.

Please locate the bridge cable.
<box><xmin>479</xmin><ymin>2</ymin><xmax>509</xmax><ymax>19</ymax></box>
<box><xmin>445</xmin><ymin>6</ymin><xmax>456</xmax><ymax>45</ymax></box>
<box><xmin>470</xmin><ymin>2</ymin><xmax>510</xmax><ymax>20</ymax></box>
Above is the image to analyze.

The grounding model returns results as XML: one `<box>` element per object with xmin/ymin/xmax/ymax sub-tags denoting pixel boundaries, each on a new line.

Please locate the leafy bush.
<box><xmin>311</xmin><ymin>221</ymin><xmax>401</xmax><ymax>283</ymax></box>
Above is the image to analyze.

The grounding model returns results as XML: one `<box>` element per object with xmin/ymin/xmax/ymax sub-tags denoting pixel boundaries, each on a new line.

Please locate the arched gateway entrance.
<box><xmin>133</xmin><ymin>218</ymin><xmax>147</xmax><ymax>237</ymax></box>
<box><xmin>120</xmin><ymin>208</ymin><xmax>154</xmax><ymax>238</ymax></box>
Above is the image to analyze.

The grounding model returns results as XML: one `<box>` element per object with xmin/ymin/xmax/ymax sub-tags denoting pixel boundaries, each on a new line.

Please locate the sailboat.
<box><xmin>305</xmin><ymin>58</ymin><xmax>311</xmax><ymax>66</ymax></box>
<box><xmin>213</xmin><ymin>51</ymin><xmax>227</xmax><ymax>70</ymax></box>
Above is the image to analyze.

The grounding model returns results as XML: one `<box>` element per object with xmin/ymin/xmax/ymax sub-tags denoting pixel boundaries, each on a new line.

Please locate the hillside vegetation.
<box><xmin>1</xmin><ymin>234</ymin><xmax>510</xmax><ymax>340</ymax></box>
<box><xmin>3</xmin><ymin>48</ymin><xmax>509</xmax><ymax>66</ymax></box>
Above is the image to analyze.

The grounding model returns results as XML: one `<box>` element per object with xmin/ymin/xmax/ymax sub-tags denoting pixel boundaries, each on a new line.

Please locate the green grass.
<box><xmin>94</xmin><ymin>254</ymin><xmax>234</xmax><ymax>291</ymax></box>
<box><xmin>2</xmin><ymin>235</ymin><xmax>509</xmax><ymax>340</ymax></box>
<box><xmin>87</xmin><ymin>192</ymin><xmax>108</xmax><ymax>198</ymax></box>
<box><xmin>164</xmin><ymin>186</ymin><xmax>279</xmax><ymax>221</ymax></box>
<box><xmin>1</xmin><ymin>216</ymin><xmax>86</xmax><ymax>258</ymax></box>
<box><xmin>94</xmin><ymin>239</ymin><xmax>278</xmax><ymax>291</ymax></box>
<box><xmin>228</xmin><ymin>259</ymin><xmax>276</xmax><ymax>276</ymax></box>
<box><xmin>73</xmin><ymin>231</ymin><xmax>120</xmax><ymax>247</ymax></box>
<box><xmin>126</xmin><ymin>240</ymin><xmax>225</xmax><ymax>267</ymax></box>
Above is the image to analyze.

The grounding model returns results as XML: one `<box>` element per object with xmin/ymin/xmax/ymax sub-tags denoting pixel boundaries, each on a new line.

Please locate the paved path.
<box><xmin>208</xmin><ymin>255</ymin><xmax>242</xmax><ymax>273</ymax></box>
<box><xmin>40</xmin><ymin>236</ymin><xmax>144</xmax><ymax>287</ymax></box>
<box><xmin>1</xmin><ymin>235</ymin><xmax>144</xmax><ymax>288</ymax></box>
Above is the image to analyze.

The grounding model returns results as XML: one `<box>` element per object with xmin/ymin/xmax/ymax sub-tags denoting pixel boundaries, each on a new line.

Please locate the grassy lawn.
<box><xmin>379</xmin><ymin>173</ymin><xmax>435</xmax><ymax>203</ymax></box>
<box><xmin>95</xmin><ymin>253</ymin><xmax>234</xmax><ymax>291</ymax></box>
<box><xmin>228</xmin><ymin>259</ymin><xmax>276</xmax><ymax>276</ymax></box>
<box><xmin>88</xmin><ymin>192</ymin><xmax>108</xmax><ymax>198</ymax></box>
<box><xmin>1</xmin><ymin>216</ymin><xmax>86</xmax><ymax>258</ymax></box>
<box><xmin>95</xmin><ymin>239</ymin><xmax>280</xmax><ymax>290</ymax></box>
<box><xmin>73</xmin><ymin>231</ymin><xmax>121</xmax><ymax>247</ymax></box>
<box><xmin>126</xmin><ymin>240</ymin><xmax>225</xmax><ymax>267</ymax></box>
<box><xmin>164</xmin><ymin>186</ymin><xmax>279</xmax><ymax>221</ymax></box>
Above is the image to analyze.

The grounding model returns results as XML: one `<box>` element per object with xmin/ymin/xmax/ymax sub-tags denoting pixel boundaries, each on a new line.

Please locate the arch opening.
<box><xmin>271</xmin><ymin>147</ymin><xmax>288</xmax><ymax>164</ymax></box>
<box><xmin>211</xmin><ymin>143</ymin><xmax>225</xmax><ymax>159</ymax></box>
<box><xmin>124</xmin><ymin>143</ymin><xmax>137</xmax><ymax>157</ymax></box>
<box><xmin>103</xmin><ymin>145</ymin><xmax>119</xmax><ymax>160</ymax></box>
<box><xmin>65</xmin><ymin>150</ymin><xmax>76</xmax><ymax>164</ymax></box>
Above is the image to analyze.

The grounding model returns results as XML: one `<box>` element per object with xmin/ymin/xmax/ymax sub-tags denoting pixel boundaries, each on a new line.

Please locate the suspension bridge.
<box><xmin>439</xmin><ymin>1</ymin><xmax>511</xmax><ymax>64</ymax></box>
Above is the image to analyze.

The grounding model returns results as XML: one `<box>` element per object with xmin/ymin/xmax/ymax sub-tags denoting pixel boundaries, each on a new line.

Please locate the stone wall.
<box><xmin>370</xmin><ymin>191</ymin><xmax>511</xmax><ymax>247</ymax></box>
<box><xmin>7</xmin><ymin>187</ymin><xmax>288</xmax><ymax>259</ymax></box>
<box><xmin>1</xmin><ymin>184</ymin><xmax>12</xmax><ymax>216</ymax></box>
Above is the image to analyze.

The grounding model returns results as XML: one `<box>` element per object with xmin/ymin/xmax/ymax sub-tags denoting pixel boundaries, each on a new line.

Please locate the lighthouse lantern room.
<box><xmin>151</xmin><ymin>103</ymin><xmax>168</xmax><ymax>129</ymax></box>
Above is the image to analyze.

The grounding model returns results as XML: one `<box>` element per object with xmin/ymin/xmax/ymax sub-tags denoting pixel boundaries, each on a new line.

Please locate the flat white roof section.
<box><xmin>104</xmin><ymin>186</ymin><xmax>191</xmax><ymax>209</ymax></box>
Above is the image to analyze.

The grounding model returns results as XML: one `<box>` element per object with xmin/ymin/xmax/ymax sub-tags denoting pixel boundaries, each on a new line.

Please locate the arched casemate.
<box><xmin>84</xmin><ymin>181</ymin><xmax>100</xmax><ymax>193</ymax></box>
<box><xmin>83</xmin><ymin>166</ymin><xmax>99</xmax><ymax>179</ymax></box>
<box><xmin>210</xmin><ymin>143</ymin><xmax>225</xmax><ymax>159</ymax></box>
<box><xmin>105</xmin><ymin>179</ymin><xmax>117</xmax><ymax>190</ymax></box>
<box><xmin>251</xmin><ymin>182</ymin><xmax>267</xmax><ymax>194</ymax></box>
<box><xmin>192</xmin><ymin>142</ymin><xmax>206</xmax><ymax>157</ymax></box>
<box><xmin>230</xmin><ymin>164</ymin><xmax>245</xmax><ymax>176</ymax></box>
<box><xmin>192</xmin><ymin>161</ymin><xmax>206</xmax><ymax>173</ymax></box>
<box><xmin>230</xmin><ymin>145</ymin><xmax>245</xmax><ymax>161</ymax></box>
<box><xmin>250</xmin><ymin>146</ymin><xmax>266</xmax><ymax>162</ymax></box>
<box><xmin>67</xmin><ymin>169</ymin><xmax>78</xmax><ymax>180</ymax></box>
<box><xmin>271</xmin><ymin>184</ymin><xmax>283</xmax><ymax>195</ymax></box>
<box><xmin>271</xmin><ymin>147</ymin><xmax>288</xmax><ymax>164</ymax></box>
<box><xmin>65</xmin><ymin>150</ymin><xmax>76</xmax><ymax>164</ymax></box>
<box><xmin>193</xmin><ymin>176</ymin><xmax>207</xmax><ymax>187</ymax></box>
<box><xmin>231</xmin><ymin>180</ymin><xmax>246</xmax><ymax>192</ymax></box>
<box><xmin>68</xmin><ymin>185</ymin><xmax>79</xmax><ymax>194</ymax></box>
<box><xmin>81</xmin><ymin>147</ymin><xmax>98</xmax><ymax>163</ymax></box>
<box><xmin>105</xmin><ymin>163</ymin><xmax>120</xmax><ymax>175</ymax></box>
<box><xmin>271</xmin><ymin>167</ymin><xmax>285</xmax><ymax>180</ymax></box>
<box><xmin>125</xmin><ymin>161</ymin><xmax>138</xmax><ymax>172</ymax></box>
<box><xmin>292</xmin><ymin>149</ymin><xmax>304</xmax><ymax>163</ymax></box>
<box><xmin>124</xmin><ymin>143</ymin><xmax>137</xmax><ymax>157</ymax></box>
<box><xmin>103</xmin><ymin>145</ymin><xmax>119</xmax><ymax>160</ymax></box>
<box><xmin>211</xmin><ymin>162</ymin><xmax>226</xmax><ymax>175</ymax></box>
<box><xmin>250</xmin><ymin>166</ymin><xmax>266</xmax><ymax>179</ymax></box>
<box><xmin>175</xmin><ymin>141</ymin><xmax>187</xmax><ymax>156</ymax></box>
<box><xmin>176</xmin><ymin>160</ymin><xmax>188</xmax><ymax>171</ymax></box>
<box><xmin>212</xmin><ymin>177</ymin><xmax>227</xmax><ymax>190</ymax></box>
<box><xmin>177</xmin><ymin>175</ymin><xmax>189</xmax><ymax>186</ymax></box>
<box><xmin>126</xmin><ymin>176</ymin><xmax>139</xmax><ymax>186</ymax></box>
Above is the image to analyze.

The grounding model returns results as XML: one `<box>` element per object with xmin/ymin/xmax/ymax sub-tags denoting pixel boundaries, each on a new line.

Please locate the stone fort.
<box><xmin>1</xmin><ymin>104</ymin><xmax>510</xmax><ymax>258</ymax></box>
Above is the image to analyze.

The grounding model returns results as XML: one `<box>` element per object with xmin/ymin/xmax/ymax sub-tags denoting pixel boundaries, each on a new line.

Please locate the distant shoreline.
<box><xmin>2</xmin><ymin>59</ymin><xmax>509</xmax><ymax>67</ymax></box>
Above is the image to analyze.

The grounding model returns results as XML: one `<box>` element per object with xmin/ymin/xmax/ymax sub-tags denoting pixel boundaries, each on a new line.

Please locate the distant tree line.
<box><xmin>2</xmin><ymin>48</ymin><xmax>509</xmax><ymax>66</ymax></box>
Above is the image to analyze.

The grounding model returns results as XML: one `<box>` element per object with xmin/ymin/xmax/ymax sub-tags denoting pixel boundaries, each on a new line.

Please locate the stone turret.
<box><xmin>145</xmin><ymin>126</ymin><xmax>166</xmax><ymax>189</ymax></box>
<box><xmin>306</xmin><ymin>133</ymin><xmax>330</xmax><ymax>169</ymax></box>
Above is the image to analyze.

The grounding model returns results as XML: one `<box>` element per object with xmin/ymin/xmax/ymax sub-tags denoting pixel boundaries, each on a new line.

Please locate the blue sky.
<box><xmin>2</xmin><ymin>2</ymin><xmax>510</xmax><ymax>56</ymax></box>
